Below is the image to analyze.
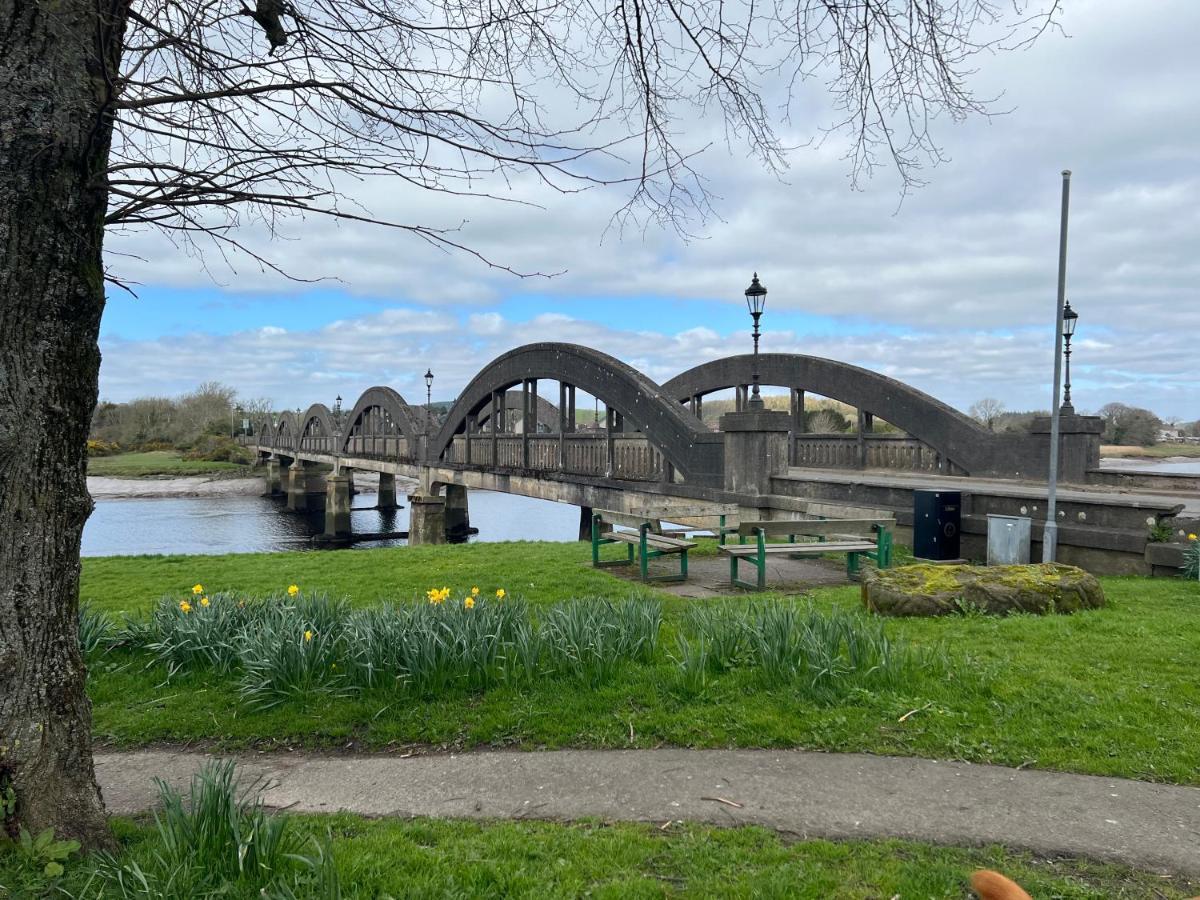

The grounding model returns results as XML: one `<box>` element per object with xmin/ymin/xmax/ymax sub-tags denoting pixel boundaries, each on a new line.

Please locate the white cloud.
<box><xmin>100</xmin><ymin>0</ymin><xmax>1200</xmax><ymax>418</ymax></box>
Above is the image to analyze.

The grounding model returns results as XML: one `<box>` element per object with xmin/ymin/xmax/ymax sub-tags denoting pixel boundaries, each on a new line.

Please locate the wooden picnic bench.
<box><xmin>720</xmin><ymin>517</ymin><xmax>895</xmax><ymax>591</ymax></box>
<box><xmin>590</xmin><ymin>508</ymin><xmax>700</xmax><ymax>582</ymax></box>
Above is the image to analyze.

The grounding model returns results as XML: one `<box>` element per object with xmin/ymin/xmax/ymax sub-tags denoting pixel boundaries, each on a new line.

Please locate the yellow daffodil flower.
<box><xmin>1189</xmin><ymin>533</ymin><xmax>1198</xmax><ymax>541</ymax></box>
<box><xmin>192</xmin><ymin>584</ymin><xmax>203</xmax><ymax>595</ymax></box>
<box><xmin>304</xmin><ymin>629</ymin><xmax>314</xmax><ymax>642</ymax></box>
<box><xmin>200</xmin><ymin>597</ymin><xmax>210</xmax><ymax>607</ymax></box>
<box><xmin>179</xmin><ymin>600</ymin><xmax>192</xmax><ymax>614</ymax></box>
<box><xmin>287</xmin><ymin>584</ymin><xmax>300</xmax><ymax>597</ymax></box>
<box><xmin>471</xmin><ymin>586</ymin><xmax>480</xmax><ymax>597</ymax></box>
<box><xmin>495</xmin><ymin>588</ymin><xmax>506</xmax><ymax>599</ymax></box>
<box><xmin>464</xmin><ymin>597</ymin><xmax>475</xmax><ymax>609</ymax></box>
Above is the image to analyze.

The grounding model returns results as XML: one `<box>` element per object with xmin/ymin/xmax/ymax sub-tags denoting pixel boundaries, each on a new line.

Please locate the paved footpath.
<box><xmin>95</xmin><ymin>749</ymin><xmax>1200</xmax><ymax>876</ymax></box>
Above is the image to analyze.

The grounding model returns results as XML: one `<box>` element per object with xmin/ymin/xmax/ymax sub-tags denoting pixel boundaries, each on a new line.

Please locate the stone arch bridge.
<box><xmin>239</xmin><ymin>343</ymin><xmax>1186</xmax><ymax>574</ymax></box>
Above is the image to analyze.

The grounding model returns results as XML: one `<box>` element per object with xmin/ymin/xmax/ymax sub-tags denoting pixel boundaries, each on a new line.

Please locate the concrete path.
<box><xmin>619</xmin><ymin>555</ymin><xmax>850</xmax><ymax>598</ymax></box>
<box><xmin>95</xmin><ymin>748</ymin><xmax>1200</xmax><ymax>876</ymax></box>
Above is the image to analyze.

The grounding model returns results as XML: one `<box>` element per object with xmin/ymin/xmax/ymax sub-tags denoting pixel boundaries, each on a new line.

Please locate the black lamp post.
<box><xmin>1061</xmin><ymin>301</ymin><xmax>1078</xmax><ymax>412</ymax></box>
<box><xmin>424</xmin><ymin>369</ymin><xmax>434</xmax><ymax>431</ymax></box>
<box><xmin>744</xmin><ymin>273</ymin><xmax>767</xmax><ymax>409</ymax></box>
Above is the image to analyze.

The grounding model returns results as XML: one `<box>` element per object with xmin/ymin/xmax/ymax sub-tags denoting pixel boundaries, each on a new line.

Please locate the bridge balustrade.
<box><xmin>446</xmin><ymin>433</ymin><xmax>664</xmax><ymax>481</ymax></box>
<box><xmin>791</xmin><ymin>433</ymin><xmax>959</xmax><ymax>474</ymax></box>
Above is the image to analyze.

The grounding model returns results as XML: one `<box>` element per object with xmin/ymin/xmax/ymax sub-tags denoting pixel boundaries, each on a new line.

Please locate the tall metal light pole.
<box><xmin>1043</xmin><ymin>170</ymin><xmax>1072</xmax><ymax>563</ymax></box>
<box><xmin>744</xmin><ymin>273</ymin><xmax>767</xmax><ymax>409</ymax></box>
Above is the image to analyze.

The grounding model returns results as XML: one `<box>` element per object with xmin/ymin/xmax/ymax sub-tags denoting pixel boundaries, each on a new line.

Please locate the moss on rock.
<box><xmin>862</xmin><ymin>563</ymin><xmax>1105</xmax><ymax>617</ymax></box>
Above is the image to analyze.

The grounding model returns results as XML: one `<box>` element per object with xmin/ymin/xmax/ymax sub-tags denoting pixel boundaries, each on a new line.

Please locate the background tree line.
<box><xmin>89</xmin><ymin>382</ymin><xmax>273</xmax><ymax>461</ymax></box>
<box><xmin>969</xmin><ymin>397</ymin><xmax>1197</xmax><ymax>446</ymax></box>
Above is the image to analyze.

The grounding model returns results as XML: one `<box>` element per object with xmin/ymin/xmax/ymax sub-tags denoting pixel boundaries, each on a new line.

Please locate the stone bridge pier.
<box><xmin>407</xmin><ymin>478</ymin><xmax>471</xmax><ymax>545</ymax></box>
<box><xmin>286</xmin><ymin>461</ymin><xmax>327</xmax><ymax>511</ymax></box>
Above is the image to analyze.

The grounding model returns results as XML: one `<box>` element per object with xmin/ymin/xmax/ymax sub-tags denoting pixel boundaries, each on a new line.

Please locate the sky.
<box><xmin>99</xmin><ymin>0</ymin><xmax>1200</xmax><ymax>422</ymax></box>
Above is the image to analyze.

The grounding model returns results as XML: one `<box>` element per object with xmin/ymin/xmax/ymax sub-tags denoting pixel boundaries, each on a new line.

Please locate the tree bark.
<box><xmin>0</xmin><ymin>0</ymin><xmax>127</xmax><ymax>850</ymax></box>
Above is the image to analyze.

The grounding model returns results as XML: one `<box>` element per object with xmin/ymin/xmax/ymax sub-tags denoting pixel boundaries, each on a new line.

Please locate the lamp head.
<box><xmin>1062</xmin><ymin>301</ymin><xmax>1078</xmax><ymax>338</ymax></box>
<box><xmin>744</xmin><ymin>272</ymin><xmax>767</xmax><ymax>316</ymax></box>
<box><xmin>424</xmin><ymin>369</ymin><xmax>434</xmax><ymax>390</ymax></box>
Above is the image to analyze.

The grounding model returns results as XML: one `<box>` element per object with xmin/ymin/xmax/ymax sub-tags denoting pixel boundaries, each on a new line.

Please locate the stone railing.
<box><xmin>791</xmin><ymin>433</ymin><xmax>962</xmax><ymax>474</ymax></box>
<box><xmin>446</xmin><ymin>432</ymin><xmax>664</xmax><ymax>481</ymax></box>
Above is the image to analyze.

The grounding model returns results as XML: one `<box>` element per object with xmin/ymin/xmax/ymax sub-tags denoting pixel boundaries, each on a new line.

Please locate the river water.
<box><xmin>82</xmin><ymin>488</ymin><xmax>581</xmax><ymax>557</ymax></box>
<box><xmin>1098</xmin><ymin>458</ymin><xmax>1200</xmax><ymax>475</ymax></box>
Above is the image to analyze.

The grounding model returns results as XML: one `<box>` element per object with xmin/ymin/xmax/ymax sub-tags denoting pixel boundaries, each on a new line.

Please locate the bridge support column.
<box><xmin>719</xmin><ymin>409</ymin><xmax>791</xmax><ymax>495</ymax></box>
<box><xmin>264</xmin><ymin>458</ymin><xmax>282</xmax><ymax>496</ymax></box>
<box><xmin>287</xmin><ymin>462</ymin><xmax>323</xmax><ymax>511</ymax></box>
<box><xmin>377</xmin><ymin>472</ymin><xmax>398</xmax><ymax>509</ymax></box>
<box><xmin>323</xmin><ymin>474</ymin><xmax>353</xmax><ymax>542</ymax></box>
<box><xmin>408</xmin><ymin>493</ymin><xmax>446</xmax><ymax>545</ymax></box>
<box><xmin>444</xmin><ymin>484</ymin><xmax>470</xmax><ymax>540</ymax></box>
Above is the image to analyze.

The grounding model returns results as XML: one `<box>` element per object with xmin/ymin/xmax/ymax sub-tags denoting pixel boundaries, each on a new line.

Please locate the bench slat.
<box><xmin>720</xmin><ymin>541</ymin><xmax>876</xmax><ymax>556</ymax></box>
<box><xmin>601</xmin><ymin>531</ymin><xmax>696</xmax><ymax>552</ymax></box>
<box><xmin>736</xmin><ymin>518</ymin><xmax>894</xmax><ymax>538</ymax></box>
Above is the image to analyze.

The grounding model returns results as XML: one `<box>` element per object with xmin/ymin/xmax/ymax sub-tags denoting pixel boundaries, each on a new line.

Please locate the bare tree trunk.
<box><xmin>0</xmin><ymin>0</ymin><xmax>126</xmax><ymax>850</ymax></box>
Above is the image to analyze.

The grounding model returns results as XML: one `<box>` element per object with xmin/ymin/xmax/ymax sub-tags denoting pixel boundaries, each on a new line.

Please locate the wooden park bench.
<box><xmin>590</xmin><ymin>509</ymin><xmax>699</xmax><ymax>583</ymax></box>
<box><xmin>626</xmin><ymin>503</ymin><xmax>741</xmax><ymax>545</ymax></box>
<box><xmin>720</xmin><ymin>517</ymin><xmax>895</xmax><ymax>591</ymax></box>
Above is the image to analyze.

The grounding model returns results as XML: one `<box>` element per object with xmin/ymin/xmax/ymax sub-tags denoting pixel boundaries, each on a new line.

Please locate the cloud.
<box><xmin>99</xmin><ymin>0</ymin><xmax>1200</xmax><ymax>419</ymax></box>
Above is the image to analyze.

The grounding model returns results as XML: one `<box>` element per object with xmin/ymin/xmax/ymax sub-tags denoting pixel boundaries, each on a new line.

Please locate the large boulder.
<box><xmin>862</xmin><ymin>563</ymin><xmax>1105</xmax><ymax>617</ymax></box>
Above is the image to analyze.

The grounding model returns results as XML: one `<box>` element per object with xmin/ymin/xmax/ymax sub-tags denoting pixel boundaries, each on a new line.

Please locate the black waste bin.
<box><xmin>913</xmin><ymin>490</ymin><xmax>961</xmax><ymax>560</ymax></box>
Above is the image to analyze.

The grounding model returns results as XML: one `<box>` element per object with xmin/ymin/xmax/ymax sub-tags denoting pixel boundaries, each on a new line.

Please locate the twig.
<box><xmin>700</xmin><ymin>796</ymin><xmax>743</xmax><ymax>809</ymax></box>
<box><xmin>898</xmin><ymin>702</ymin><xmax>933</xmax><ymax>723</ymax></box>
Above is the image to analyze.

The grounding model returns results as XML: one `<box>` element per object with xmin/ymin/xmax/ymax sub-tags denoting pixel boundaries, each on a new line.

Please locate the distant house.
<box><xmin>1157</xmin><ymin>427</ymin><xmax>1185</xmax><ymax>443</ymax></box>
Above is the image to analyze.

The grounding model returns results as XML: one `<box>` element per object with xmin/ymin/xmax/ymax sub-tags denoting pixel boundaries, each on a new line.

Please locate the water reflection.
<box><xmin>83</xmin><ymin>489</ymin><xmax>580</xmax><ymax>557</ymax></box>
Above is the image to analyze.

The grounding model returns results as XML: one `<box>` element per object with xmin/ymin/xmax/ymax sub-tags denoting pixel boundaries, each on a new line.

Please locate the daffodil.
<box><xmin>192</xmin><ymin>584</ymin><xmax>204</xmax><ymax>595</ymax></box>
<box><xmin>1189</xmin><ymin>533</ymin><xmax>1198</xmax><ymax>542</ymax></box>
<box><xmin>179</xmin><ymin>600</ymin><xmax>192</xmax><ymax>614</ymax></box>
<box><xmin>470</xmin><ymin>586</ymin><xmax>480</xmax><ymax>597</ymax></box>
<box><xmin>287</xmin><ymin>584</ymin><xmax>300</xmax><ymax>597</ymax></box>
<box><xmin>464</xmin><ymin>597</ymin><xmax>475</xmax><ymax>610</ymax></box>
<box><xmin>200</xmin><ymin>597</ymin><xmax>210</xmax><ymax>607</ymax></box>
<box><xmin>495</xmin><ymin>588</ymin><xmax>506</xmax><ymax>600</ymax></box>
<box><xmin>304</xmin><ymin>629</ymin><xmax>314</xmax><ymax>642</ymax></box>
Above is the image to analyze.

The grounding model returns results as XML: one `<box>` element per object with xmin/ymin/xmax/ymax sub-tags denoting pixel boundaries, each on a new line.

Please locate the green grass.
<box><xmin>5</xmin><ymin>816</ymin><xmax>1193</xmax><ymax>898</ymax></box>
<box><xmin>1101</xmin><ymin>443</ymin><xmax>1200</xmax><ymax>459</ymax></box>
<box><xmin>86</xmin><ymin>450</ymin><xmax>248</xmax><ymax>478</ymax></box>
<box><xmin>80</xmin><ymin>543</ymin><xmax>1200</xmax><ymax>784</ymax></box>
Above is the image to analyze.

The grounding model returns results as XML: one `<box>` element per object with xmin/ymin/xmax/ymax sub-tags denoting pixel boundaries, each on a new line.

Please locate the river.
<box><xmin>1097</xmin><ymin>458</ymin><xmax>1200</xmax><ymax>475</ymax></box>
<box><xmin>83</xmin><ymin>486</ymin><xmax>581</xmax><ymax>557</ymax></box>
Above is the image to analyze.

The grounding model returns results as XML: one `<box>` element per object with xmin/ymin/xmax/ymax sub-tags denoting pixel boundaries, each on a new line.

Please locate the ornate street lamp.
<box><xmin>424</xmin><ymin>369</ymin><xmax>434</xmax><ymax>432</ymax></box>
<box><xmin>744</xmin><ymin>273</ymin><xmax>767</xmax><ymax>409</ymax></box>
<box><xmin>1061</xmin><ymin>301</ymin><xmax>1079</xmax><ymax>412</ymax></box>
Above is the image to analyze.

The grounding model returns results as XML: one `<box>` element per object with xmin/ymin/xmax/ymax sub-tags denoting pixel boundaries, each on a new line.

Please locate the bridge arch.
<box><xmin>298</xmin><ymin>404</ymin><xmax>340</xmax><ymax>454</ymax></box>
<box><xmin>662</xmin><ymin>353</ymin><xmax>989</xmax><ymax>475</ymax></box>
<box><xmin>339</xmin><ymin>386</ymin><xmax>423</xmax><ymax>456</ymax></box>
<box><xmin>269</xmin><ymin>411</ymin><xmax>300</xmax><ymax>456</ymax></box>
<box><xmin>430</xmin><ymin>343</ymin><xmax>721</xmax><ymax>484</ymax></box>
<box><xmin>475</xmin><ymin>390</ymin><xmax>559</xmax><ymax>432</ymax></box>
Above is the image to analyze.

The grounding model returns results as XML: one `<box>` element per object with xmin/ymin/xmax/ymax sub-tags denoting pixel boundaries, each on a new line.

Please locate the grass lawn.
<box><xmin>80</xmin><ymin>543</ymin><xmax>1200</xmax><ymax>784</ymax></box>
<box><xmin>5</xmin><ymin>816</ymin><xmax>1193</xmax><ymax>898</ymax></box>
<box><xmin>87</xmin><ymin>450</ymin><xmax>249</xmax><ymax>478</ymax></box>
<box><xmin>1101</xmin><ymin>444</ymin><xmax>1200</xmax><ymax>459</ymax></box>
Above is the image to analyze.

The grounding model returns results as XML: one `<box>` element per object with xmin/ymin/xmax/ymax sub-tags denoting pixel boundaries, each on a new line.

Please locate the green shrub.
<box><xmin>78</xmin><ymin>602</ymin><xmax>113</xmax><ymax>661</ymax></box>
<box><xmin>89</xmin><ymin>760</ymin><xmax>339</xmax><ymax>898</ymax></box>
<box><xmin>682</xmin><ymin>602</ymin><xmax>750</xmax><ymax>672</ymax></box>
<box><xmin>181</xmin><ymin>435</ymin><xmax>250</xmax><ymax>463</ymax></box>
<box><xmin>86</xmin><ymin>438</ymin><xmax>121</xmax><ymax>457</ymax></box>
<box><xmin>1182</xmin><ymin>538</ymin><xmax>1199</xmax><ymax>580</ymax></box>
<box><xmin>671</xmin><ymin>633</ymin><xmax>711</xmax><ymax>696</ymax></box>
<box><xmin>237</xmin><ymin>594</ymin><xmax>353</xmax><ymax>709</ymax></box>
<box><xmin>540</xmin><ymin>598</ymin><xmax>662</xmax><ymax>687</ymax></box>
<box><xmin>135</xmin><ymin>592</ymin><xmax>257</xmax><ymax>677</ymax></box>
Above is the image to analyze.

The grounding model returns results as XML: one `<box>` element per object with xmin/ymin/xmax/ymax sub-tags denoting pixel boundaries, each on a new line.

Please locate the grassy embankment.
<box><xmin>5</xmin><ymin>815</ymin><xmax>1192</xmax><ymax>899</ymax></box>
<box><xmin>1101</xmin><ymin>444</ymin><xmax>1200</xmax><ymax>459</ymax></box>
<box><xmin>81</xmin><ymin>542</ymin><xmax>1200</xmax><ymax>784</ymax></box>
<box><xmin>87</xmin><ymin>450</ymin><xmax>249</xmax><ymax>478</ymax></box>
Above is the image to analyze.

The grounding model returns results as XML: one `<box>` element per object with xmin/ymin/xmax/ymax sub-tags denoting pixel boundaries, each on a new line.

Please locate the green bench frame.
<box><xmin>590</xmin><ymin>510</ymin><xmax>700</xmax><ymax>583</ymax></box>
<box><xmin>721</xmin><ymin>518</ymin><xmax>895</xmax><ymax>591</ymax></box>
